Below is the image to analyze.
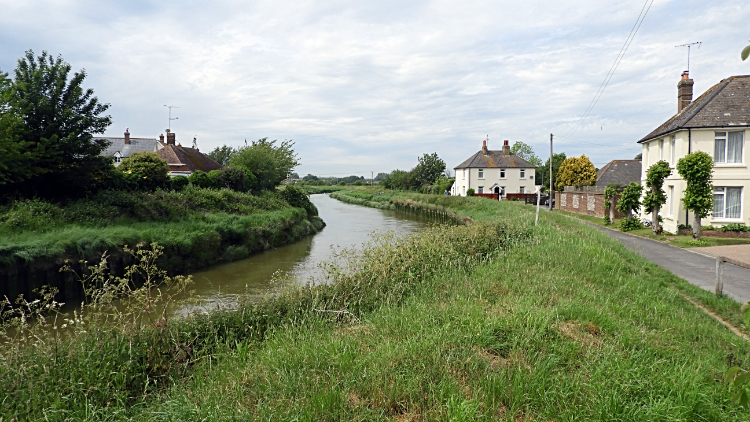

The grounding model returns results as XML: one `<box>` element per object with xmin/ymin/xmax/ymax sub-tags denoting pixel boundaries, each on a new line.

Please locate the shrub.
<box><xmin>619</xmin><ymin>217</ymin><xmax>643</xmax><ymax>232</ymax></box>
<box><xmin>719</xmin><ymin>223</ymin><xmax>749</xmax><ymax>232</ymax></box>
<box><xmin>188</xmin><ymin>170</ymin><xmax>214</xmax><ymax>189</ymax></box>
<box><xmin>119</xmin><ymin>152</ymin><xmax>170</xmax><ymax>190</ymax></box>
<box><xmin>170</xmin><ymin>175</ymin><xmax>190</xmax><ymax>191</ymax></box>
<box><xmin>279</xmin><ymin>185</ymin><xmax>318</xmax><ymax>216</ymax></box>
<box><xmin>466</xmin><ymin>188</ymin><xmax>475</xmax><ymax>196</ymax></box>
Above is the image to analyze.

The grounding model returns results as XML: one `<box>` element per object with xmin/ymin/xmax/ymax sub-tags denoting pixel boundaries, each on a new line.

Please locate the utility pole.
<box><xmin>549</xmin><ymin>133</ymin><xmax>554</xmax><ymax>211</ymax></box>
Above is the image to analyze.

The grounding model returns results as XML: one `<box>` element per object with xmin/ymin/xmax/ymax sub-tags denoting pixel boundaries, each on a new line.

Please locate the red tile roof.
<box><xmin>156</xmin><ymin>145</ymin><xmax>223</xmax><ymax>174</ymax></box>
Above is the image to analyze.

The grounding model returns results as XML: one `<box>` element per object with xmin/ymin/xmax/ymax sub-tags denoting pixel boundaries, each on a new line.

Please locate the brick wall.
<box><xmin>554</xmin><ymin>191</ymin><xmax>625</xmax><ymax>219</ymax></box>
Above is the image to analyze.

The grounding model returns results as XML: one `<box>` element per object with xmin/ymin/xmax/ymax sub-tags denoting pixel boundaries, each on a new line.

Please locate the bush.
<box><xmin>279</xmin><ymin>185</ymin><xmax>318</xmax><ymax>216</ymax></box>
<box><xmin>119</xmin><ymin>152</ymin><xmax>170</xmax><ymax>190</ymax></box>
<box><xmin>678</xmin><ymin>223</ymin><xmax>692</xmax><ymax>230</ymax></box>
<box><xmin>188</xmin><ymin>170</ymin><xmax>214</xmax><ymax>189</ymax></box>
<box><xmin>466</xmin><ymin>188</ymin><xmax>475</xmax><ymax>196</ymax></box>
<box><xmin>619</xmin><ymin>217</ymin><xmax>643</xmax><ymax>232</ymax></box>
<box><xmin>719</xmin><ymin>223</ymin><xmax>749</xmax><ymax>232</ymax></box>
<box><xmin>170</xmin><ymin>176</ymin><xmax>190</xmax><ymax>191</ymax></box>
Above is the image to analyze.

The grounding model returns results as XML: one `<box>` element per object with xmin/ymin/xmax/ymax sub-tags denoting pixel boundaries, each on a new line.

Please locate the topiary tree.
<box><xmin>119</xmin><ymin>151</ymin><xmax>170</xmax><ymax>190</ymax></box>
<box><xmin>617</xmin><ymin>182</ymin><xmax>643</xmax><ymax>218</ymax></box>
<box><xmin>642</xmin><ymin>161</ymin><xmax>672</xmax><ymax>234</ymax></box>
<box><xmin>603</xmin><ymin>184</ymin><xmax>620</xmax><ymax>225</ymax></box>
<box><xmin>466</xmin><ymin>188</ymin><xmax>475</xmax><ymax>196</ymax></box>
<box><xmin>677</xmin><ymin>151</ymin><xmax>714</xmax><ymax>241</ymax></box>
<box><xmin>555</xmin><ymin>155</ymin><xmax>597</xmax><ymax>191</ymax></box>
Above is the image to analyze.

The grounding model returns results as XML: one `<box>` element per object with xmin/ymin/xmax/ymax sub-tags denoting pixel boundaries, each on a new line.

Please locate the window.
<box><xmin>478</xmin><ymin>186</ymin><xmax>484</xmax><ymax>194</ymax></box>
<box><xmin>530</xmin><ymin>175</ymin><xmax>534</xmax><ymax>180</ymax></box>
<box><xmin>500</xmin><ymin>186</ymin><xmax>505</xmax><ymax>195</ymax></box>
<box><xmin>670</xmin><ymin>136</ymin><xmax>676</xmax><ymax>164</ymax></box>
<box><xmin>500</xmin><ymin>169</ymin><xmax>506</xmax><ymax>178</ymax></box>
<box><xmin>715</xmin><ymin>131</ymin><xmax>744</xmax><ymax>163</ymax></box>
<box><xmin>668</xmin><ymin>186</ymin><xmax>674</xmax><ymax>216</ymax></box>
<box><xmin>519</xmin><ymin>186</ymin><xmax>525</xmax><ymax>194</ymax></box>
<box><xmin>462</xmin><ymin>186</ymin><xmax>466</xmax><ymax>195</ymax></box>
<box><xmin>520</xmin><ymin>169</ymin><xmax>525</xmax><ymax>178</ymax></box>
<box><xmin>114</xmin><ymin>156</ymin><xmax>121</xmax><ymax>163</ymax></box>
<box><xmin>463</xmin><ymin>169</ymin><xmax>466</xmax><ymax>179</ymax></box>
<box><xmin>713</xmin><ymin>187</ymin><xmax>742</xmax><ymax>219</ymax></box>
<box><xmin>478</xmin><ymin>169</ymin><xmax>484</xmax><ymax>178</ymax></box>
<box><xmin>659</xmin><ymin>139</ymin><xmax>664</xmax><ymax>160</ymax></box>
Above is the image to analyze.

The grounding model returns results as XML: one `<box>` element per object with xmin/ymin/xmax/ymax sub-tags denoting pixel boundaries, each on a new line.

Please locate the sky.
<box><xmin>2</xmin><ymin>0</ymin><xmax>749</xmax><ymax>177</ymax></box>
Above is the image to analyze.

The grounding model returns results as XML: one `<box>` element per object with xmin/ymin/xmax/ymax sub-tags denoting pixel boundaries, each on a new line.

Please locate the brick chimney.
<box><xmin>124</xmin><ymin>128</ymin><xmax>130</xmax><ymax>145</ymax></box>
<box><xmin>159</xmin><ymin>134</ymin><xmax>165</xmax><ymax>144</ymax></box>
<box><xmin>502</xmin><ymin>140</ymin><xmax>511</xmax><ymax>155</ymax></box>
<box><xmin>677</xmin><ymin>70</ymin><xmax>694</xmax><ymax>113</ymax></box>
<box><xmin>166</xmin><ymin>129</ymin><xmax>176</xmax><ymax>146</ymax></box>
<box><xmin>482</xmin><ymin>140</ymin><xmax>488</xmax><ymax>155</ymax></box>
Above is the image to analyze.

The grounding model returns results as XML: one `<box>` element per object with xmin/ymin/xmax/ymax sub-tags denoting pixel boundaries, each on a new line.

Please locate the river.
<box><xmin>181</xmin><ymin>194</ymin><xmax>432</xmax><ymax>312</ymax></box>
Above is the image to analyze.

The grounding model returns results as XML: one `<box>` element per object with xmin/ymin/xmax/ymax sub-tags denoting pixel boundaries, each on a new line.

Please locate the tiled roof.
<box><xmin>100</xmin><ymin>137</ymin><xmax>160</xmax><ymax>157</ymax></box>
<box><xmin>639</xmin><ymin>75</ymin><xmax>750</xmax><ymax>143</ymax></box>
<box><xmin>596</xmin><ymin>160</ymin><xmax>642</xmax><ymax>187</ymax></box>
<box><xmin>156</xmin><ymin>145</ymin><xmax>223</xmax><ymax>174</ymax></box>
<box><xmin>454</xmin><ymin>150</ymin><xmax>536</xmax><ymax>169</ymax></box>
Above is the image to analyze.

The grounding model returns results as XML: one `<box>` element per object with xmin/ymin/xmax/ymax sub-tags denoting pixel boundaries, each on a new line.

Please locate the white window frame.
<box><xmin>659</xmin><ymin>139</ymin><xmax>664</xmax><ymax>161</ymax></box>
<box><xmin>478</xmin><ymin>186</ymin><xmax>484</xmax><ymax>194</ymax></box>
<box><xmin>713</xmin><ymin>187</ymin><xmax>743</xmax><ymax>221</ymax></box>
<box><xmin>478</xmin><ymin>168</ymin><xmax>484</xmax><ymax>178</ymax></box>
<box><xmin>463</xmin><ymin>169</ymin><xmax>466</xmax><ymax>179</ymax></box>
<box><xmin>519</xmin><ymin>186</ymin><xmax>525</xmax><ymax>194</ymax></box>
<box><xmin>500</xmin><ymin>169</ymin><xmax>506</xmax><ymax>178</ymax></box>
<box><xmin>668</xmin><ymin>185</ymin><xmax>674</xmax><ymax>217</ymax></box>
<box><xmin>500</xmin><ymin>186</ymin><xmax>505</xmax><ymax>195</ymax></box>
<box><xmin>462</xmin><ymin>186</ymin><xmax>466</xmax><ymax>195</ymax></box>
<box><xmin>520</xmin><ymin>169</ymin><xmax>525</xmax><ymax>178</ymax></box>
<box><xmin>670</xmin><ymin>136</ymin><xmax>676</xmax><ymax>165</ymax></box>
<box><xmin>714</xmin><ymin>131</ymin><xmax>744</xmax><ymax>164</ymax></box>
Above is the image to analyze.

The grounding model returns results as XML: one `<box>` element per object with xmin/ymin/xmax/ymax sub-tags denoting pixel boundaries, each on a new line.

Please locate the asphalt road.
<box><xmin>593</xmin><ymin>225</ymin><xmax>750</xmax><ymax>303</ymax></box>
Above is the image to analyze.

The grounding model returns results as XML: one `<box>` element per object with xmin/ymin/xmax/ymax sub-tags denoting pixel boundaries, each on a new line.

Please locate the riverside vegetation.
<box><xmin>3</xmin><ymin>189</ymin><xmax>750</xmax><ymax>419</ymax></box>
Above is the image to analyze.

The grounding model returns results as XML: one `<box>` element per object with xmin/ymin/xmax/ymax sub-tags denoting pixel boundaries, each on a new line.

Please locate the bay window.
<box><xmin>715</xmin><ymin>131</ymin><xmax>744</xmax><ymax>164</ymax></box>
<box><xmin>713</xmin><ymin>187</ymin><xmax>742</xmax><ymax>219</ymax></box>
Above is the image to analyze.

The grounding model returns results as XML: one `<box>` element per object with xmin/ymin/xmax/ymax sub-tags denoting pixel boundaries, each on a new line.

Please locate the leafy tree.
<box><xmin>228</xmin><ymin>138</ymin><xmax>299</xmax><ymax>192</ymax></box>
<box><xmin>510</xmin><ymin>141</ymin><xmax>542</xmax><ymax>167</ymax></box>
<box><xmin>743</xmin><ymin>42</ymin><xmax>750</xmax><ymax>61</ymax></box>
<box><xmin>374</xmin><ymin>172</ymin><xmax>389</xmax><ymax>182</ymax></box>
<box><xmin>413</xmin><ymin>152</ymin><xmax>446</xmax><ymax>186</ymax></box>
<box><xmin>537</xmin><ymin>153</ymin><xmax>566</xmax><ymax>192</ymax></box>
<box><xmin>188</xmin><ymin>170</ymin><xmax>214</xmax><ymax>188</ymax></box>
<box><xmin>118</xmin><ymin>152</ymin><xmax>170</xmax><ymax>190</ymax></box>
<box><xmin>302</xmin><ymin>174</ymin><xmax>319</xmax><ymax>182</ymax></box>
<box><xmin>0</xmin><ymin>50</ymin><xmax>112</xmax><ymax>199</ymax></box>
<box><xmin>380</xmin><ymin>169</ymin><xmax>414</xmax><ymax>190</ymax></box>
<box><xmin>677</xmin><ymin>151</ymin><xmax>714</xmax><ymax>240</ymax></box>
<box><xmin>617</xmin><ymin>182</ymin><xmax>643</xmax><ymax>218</ymax></box>
<box><xmin>554</xmin><ymin>155</ymin><xmax>596</xmax><ymax>191</ymax></box>
<box><xmin>603</xmin><ymin>184</ymin><xmax>620</xmax><ymax>225</ymax></box>
<box><xmin>208</xmin><ymin>167</ymin><xmax>250</xmax><ymax>191</ymax></box>
<box><xmin>290</xmin><ymin>172</ymin><xmax>299</xmax><ymax>179</ymax></box>
<box><xmin>207</xmin><ymin>145</ymin><xmax>236</xmax><ymax>166</ymax></box>
<box><xmin>634</xmin><ymin>153</ymin><xmax>642</xmax><ymax>160</ymax></box>
<box><xmin>642</xmin><ymin>161</ymin><xmax>672</xmax><ymax>234</ymax></box>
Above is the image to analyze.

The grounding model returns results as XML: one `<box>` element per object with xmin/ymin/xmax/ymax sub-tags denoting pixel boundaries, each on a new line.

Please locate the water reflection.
<box><xmin>184</xmin><ymin>194</ymin><xmax>432</xmax><ymax>311</ymax></box>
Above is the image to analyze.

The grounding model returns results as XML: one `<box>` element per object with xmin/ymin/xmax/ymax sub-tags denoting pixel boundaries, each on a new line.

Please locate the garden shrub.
<box><xmin>619</xmin><ymin>217</ymin><xmax>643</xmax><ymax>232</ymax></box>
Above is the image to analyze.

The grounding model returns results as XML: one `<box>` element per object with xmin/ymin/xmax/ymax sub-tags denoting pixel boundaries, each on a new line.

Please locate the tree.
<box><xmin>0</xmin><ymin>50</ymin><xmax>112</xmax><ymax>199</ymax></box>
<box><xmin>642</xmin><ymin>161</ymin><xmax>672</xmax><ymax>234</ymax></box>
<box><xmin>677</xmin><ymin>151</ymin><xmax>714</xmax><ymax>240</ymax></box>
<box><xmin>207</xmin><ymin>145</ymin><xmax>237</xmax><ymax>166</ymax></box>
<box><xmin>510</xmin><ymin>141</ymin><xmax>542</xmax><ymax>167</ymax></box>
<box><xmin>634</xmin><ymin>153</ymin><xmax>642</xmax><ymax>160</ymax></box>
<box><xmin>537</xmin><ymin>152</ymin><xmax>566</xmax><ymax>192</ymax></box>
<box><xmin>743</xmin><ymin>42</ymin><xmax>750</xmax><ymax>61</ymax></box>
<box><xmin>554</xmin><ymin>155</ymin><xmax>597</xmax><ymax>191</ymax></box>
<box><xmin>617</xmin><ymin>182</ymin><xmax>643</xmax><ymax>218</ymax></box>
<box><xmin>302</xmin><ymin>174</ymin><xmax>319</xmax><ymax>182</ymax></box>
<box><xmin>413</xmin><ymin>152</ymin><xmax>446</xmax><ymax>186</ymax></box>
<box><xmin>119</xmin><ymin>152</ymin><xmax>170</xmax><ymax>190</ymax></box>
<box><xmin>290</xmin><ymin>172</ymin><xmax>299</xmax><ymax>179</ymax></box>
<box><xmin>228</xmin><ymin>138</ymin><xmax>299</xmax><ymax>192</ymax></box>
<box><xmin>374</xmin><ymin>172</ymin><xmax>389</xmax><ymax>182</ymax></box>
<box><xmin>603</xmin><ymin>184</ymin><xmax>620</xmax><ymax>225</ymax></box>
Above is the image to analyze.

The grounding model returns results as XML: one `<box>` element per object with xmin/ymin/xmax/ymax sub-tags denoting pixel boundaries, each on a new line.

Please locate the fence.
<box><xmin>473</xmin><ymin>193</ymin><xmax>500</xmax><ymax>200</ymax></box>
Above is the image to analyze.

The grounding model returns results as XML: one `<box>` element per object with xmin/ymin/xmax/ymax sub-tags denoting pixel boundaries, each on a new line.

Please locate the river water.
<box><xmin>182</xmin><ymin>194</ymin><xmax>432</xmax><ymax>312</ymax></box>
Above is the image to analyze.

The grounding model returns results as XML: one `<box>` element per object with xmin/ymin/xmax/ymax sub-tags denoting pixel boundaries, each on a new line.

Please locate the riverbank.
<box><xmin>3</xmin><ymin>192</ymin><xmax>750</xmax><ymax>420</ymax></box>
<box><xmin>0</xmin><ymin>187</ymin><xmax>325</xmax><ymax>302</ymax></box>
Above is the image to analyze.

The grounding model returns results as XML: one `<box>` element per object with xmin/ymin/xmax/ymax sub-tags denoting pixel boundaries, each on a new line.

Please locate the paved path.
<box><xmin>590</xmin><ymin>225</ymin><xmax>750</xmax><ymax>303</ymax></box>
<box><xmin>688</xmin><ymin>244</ymin><xmax>750</xmax><ymax>270</ymax></box>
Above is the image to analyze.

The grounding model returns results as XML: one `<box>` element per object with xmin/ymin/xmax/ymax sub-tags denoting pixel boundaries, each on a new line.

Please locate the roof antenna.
<box><xmin>675</xmin><ymin>42</ymin><xmax>702</xmax><ymax>74</ymax></box>
<box><xmin>192</xmin><ymin>136</ymin><xmax>197</xmax><ymax>149</ymax></box>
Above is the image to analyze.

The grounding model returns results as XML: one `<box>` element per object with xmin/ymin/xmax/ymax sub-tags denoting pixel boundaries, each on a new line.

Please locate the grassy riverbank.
<box><xmin>3</xmin><ymin>192</ymin><xmax>750</xmax><ymax>420</ymax></box>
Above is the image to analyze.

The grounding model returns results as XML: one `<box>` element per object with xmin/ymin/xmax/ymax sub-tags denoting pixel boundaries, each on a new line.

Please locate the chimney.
<box><xmin>124</xmin><ymin>128</ymin><xmax>130</xmax><ymax>145</ymax></box>
<box><xmin>166</xmin><ymin>131</ymin><xmax>176</xmax><ymax>146</ymax></box>
<box><xmin>502</xmin><ymin>140</ymin><xmax>511</xmax><ymax>155</ymax></box>
<box><xmin>677</xmin><ymin>70</ymin><xmax>694</xmax><ymax>113</ymax></box>
<box><xmin>159</xmin><ymin>134</ymin><xmax>165</xmax><ymax>144</ymax></box>
<box><xmin>482</xmin><ymin>140</ymin><xmax>488</xmax><ymax>155</ymax></box>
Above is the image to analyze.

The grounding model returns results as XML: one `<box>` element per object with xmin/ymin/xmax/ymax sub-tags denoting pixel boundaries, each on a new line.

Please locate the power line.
<box><xmin>562</xmin><ymin>0</ymin><xmax>655</xmax><ymax>139</ymax></box>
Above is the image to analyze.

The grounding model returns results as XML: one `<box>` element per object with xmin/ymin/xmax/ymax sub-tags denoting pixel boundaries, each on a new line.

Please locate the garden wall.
<box><xmin>555</xmin><ymin>191</ymin><xmax>625</xmax><ymax>219</ymax></box>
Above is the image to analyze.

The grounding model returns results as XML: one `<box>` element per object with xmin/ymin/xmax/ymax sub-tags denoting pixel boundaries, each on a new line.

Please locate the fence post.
<box><xmin>715</xmin><ymin>256</ymin><xmax>724</xmax><ymax>296</ymax></box>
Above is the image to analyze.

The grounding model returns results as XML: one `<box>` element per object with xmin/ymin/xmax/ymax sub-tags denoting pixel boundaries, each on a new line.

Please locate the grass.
<box><xmin>3</xmin><ymin>192</ymin><xmax>750</xmax><ymax>420</ymax></box>
<box><xmin>555</xmin><ymin>209</ymin><xmax>750</xmax><ymax>248</ymax></box>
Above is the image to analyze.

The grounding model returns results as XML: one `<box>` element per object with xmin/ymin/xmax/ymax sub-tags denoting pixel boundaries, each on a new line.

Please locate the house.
<box><xmin>155</xmin><ymin>130</ymin><xmax>223</xmax><ymax>177</ymax></box>
<box><xmin>638</xmin><ymin>71</ymin><xmax>750</xmax><ymax>233</ymax></box>
<box><xmin>99</xmin><ymin>129</ymin><xmax>163</xmax><ymax>166</ymax></box>
<box><xmin>595</xmin><ymin>159</ymin><xmax>642</xmax><ymax>187</ymax></box>
<box><xmin>452</xmin><ymin>140</ymin><xmax>538</xmax><ymax>197</ymax></box>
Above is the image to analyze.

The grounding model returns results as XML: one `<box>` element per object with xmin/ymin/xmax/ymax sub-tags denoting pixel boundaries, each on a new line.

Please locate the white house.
<box><xmin>638</xmin><ymin>72</ymin><xmax>750</xmax><ymax>233</ymax></box>
<box><xmin>99</xmin><ymin>128</ymin><xmax>163</xmax><ymax>166</ymax></box>
<box><xmin>452</xmin><ymin>140</ymin><xmax>538</xmax><ymax>197</ymax></box>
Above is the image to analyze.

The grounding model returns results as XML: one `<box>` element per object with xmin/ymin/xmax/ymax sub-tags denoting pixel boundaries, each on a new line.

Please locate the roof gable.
<box><xmin>639</xmin><ymin>75</ymin><xmax>750</xmax><ymax>143</ymax></box>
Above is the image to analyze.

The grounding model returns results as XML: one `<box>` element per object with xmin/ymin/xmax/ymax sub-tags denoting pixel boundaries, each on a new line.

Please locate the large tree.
<box><xmin>0</xmin><ymin>50</ymin><xmax>113</xmax><ymax>199</ymax></box>
<box><xmin>510</xmin><ymin>141</ymin><xmax>542</xmax><ymax>167</ymax></box>
<box><xmin>677</xmin><ymin>152</ymin><xmax>714</xmax><ymax>240</ymax></box>
<box><xmin>413</xmin><ymin>152</ymin><xmax>446</xmax><ymax>186</ymax></box>
<box><xmin>228</xmin><ymin>138</ymin><xmax>299</xmax><ymax>191</ymax></box>
<box><xmin>537</xmin><ymin>152</ymin><xmax>566</xmax><ymax>192</ymax></box>
<box><xmin>207</xmin><ymin>145</ymin><xmax>237</xmax><ymax>166</ymax></box>
<box><xmin>554</xmin><ymin>155</ymin><xmax>596</xmax><ymax>191</ymax></box>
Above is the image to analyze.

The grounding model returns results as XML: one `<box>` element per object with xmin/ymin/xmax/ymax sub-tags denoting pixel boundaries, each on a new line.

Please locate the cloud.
<box><xmin>2</xmin><ymin>0</ymin><xmax>749</xmax><ymax>174</ymax></box>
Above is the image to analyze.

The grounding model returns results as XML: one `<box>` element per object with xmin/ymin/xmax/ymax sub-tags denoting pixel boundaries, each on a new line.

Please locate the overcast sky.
<box><xmin>2</xmin><ymin>0</ymin><xmax>749</xmax><ymax>177</ymax></box>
